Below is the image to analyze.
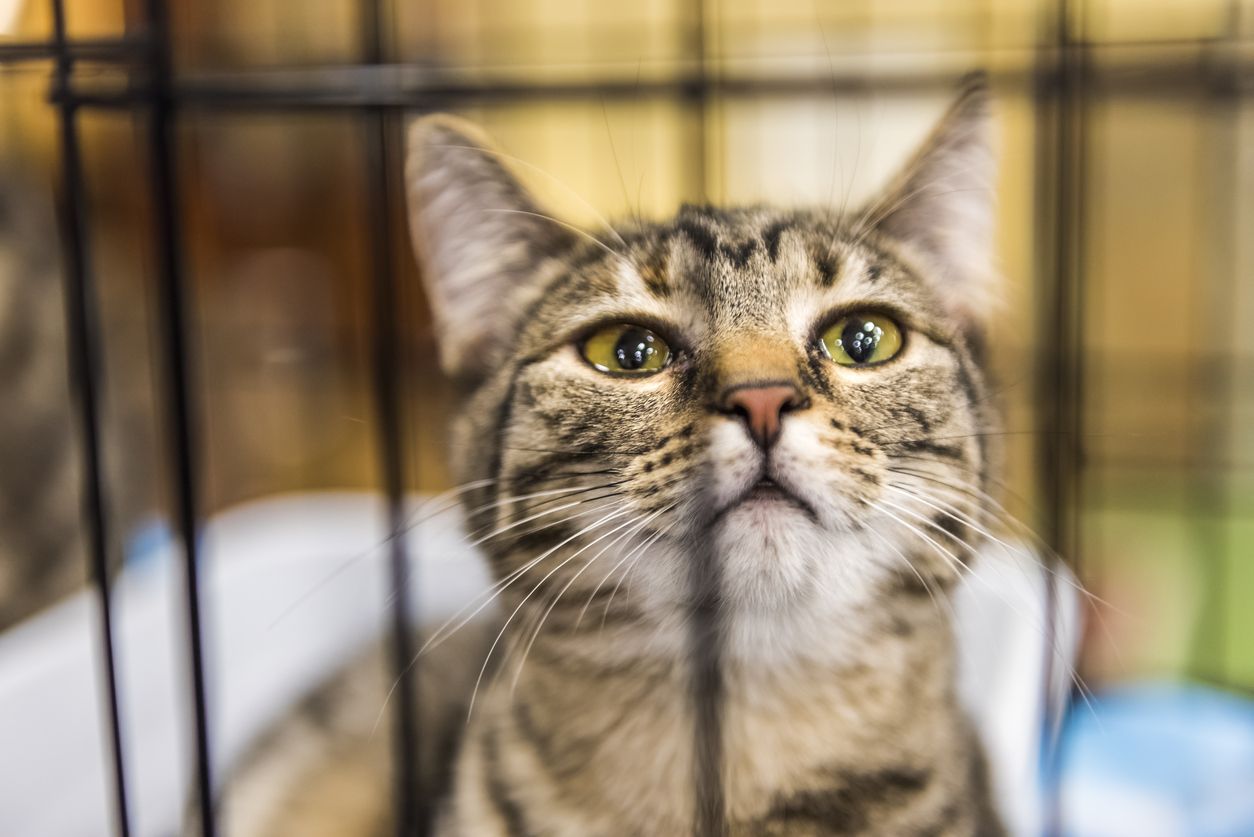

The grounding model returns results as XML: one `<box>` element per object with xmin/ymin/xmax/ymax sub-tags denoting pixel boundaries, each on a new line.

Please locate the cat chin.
<box><xmin>711</xmin><ymin>505</ymin><xmax>886</xmax><ymax>617</ymax></box>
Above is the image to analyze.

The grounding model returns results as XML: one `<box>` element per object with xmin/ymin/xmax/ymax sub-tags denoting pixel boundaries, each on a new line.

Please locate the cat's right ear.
<box><xmin>405</xmin><ymin>115</ymin><xmax>571</xmax><ymax>382</ymax></box>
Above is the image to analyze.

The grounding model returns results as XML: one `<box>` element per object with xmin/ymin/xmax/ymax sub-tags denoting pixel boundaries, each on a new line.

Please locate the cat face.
<box><xmin>406</xmin><ymin>79</ymin><xmax>998</xmax><ymax>654</ymax></box>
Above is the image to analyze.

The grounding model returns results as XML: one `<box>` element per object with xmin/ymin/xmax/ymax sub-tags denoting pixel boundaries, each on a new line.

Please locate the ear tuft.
<box><xmin>861</xmin><ymin>73</ymin><xmax>998</xmax><ymax>323</ymax></box>
<box><xmin>406</xmin><ymin>115</ymin><xmax>572</xmax><ymax>382</ymax></box>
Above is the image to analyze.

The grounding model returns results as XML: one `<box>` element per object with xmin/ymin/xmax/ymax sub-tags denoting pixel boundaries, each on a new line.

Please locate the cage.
<box><xmin>1</xmin><ymin>0</ymin><xmax>1252</xmax><ymax>835</ymax></box>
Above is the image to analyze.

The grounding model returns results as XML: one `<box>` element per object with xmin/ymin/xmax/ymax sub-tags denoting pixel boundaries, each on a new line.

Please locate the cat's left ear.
<box><xmin>861</xmin><ymin>74</ymin><xmax>997</xmax><ymax>324</ymax></box>
<box><xmin>405</xmin><ymin>115</ymin><xmax>574</xmax><ymax>383</ymax></box>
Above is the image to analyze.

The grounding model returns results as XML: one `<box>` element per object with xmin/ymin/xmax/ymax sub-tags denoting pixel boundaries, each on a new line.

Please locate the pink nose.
<box><xmin>721</xmin><ymin>384</ymin><xmax>806</xmax><ymax>448</ymax></box>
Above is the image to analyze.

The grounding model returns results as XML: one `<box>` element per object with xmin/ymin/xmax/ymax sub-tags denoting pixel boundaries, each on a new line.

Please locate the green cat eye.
<box><xmin>581</xmin><ymin>324</ymin><xmax>672</xmax><ymax>375</ymax></box>
<box><xmin>820</xmin><ymin>314</ymin><xmax>903</xmax><ymax>367</ymax></box>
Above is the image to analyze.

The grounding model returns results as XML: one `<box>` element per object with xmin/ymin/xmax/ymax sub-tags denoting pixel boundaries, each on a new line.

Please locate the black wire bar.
<box><xmin>1032</xmin><ymin>0</ymin><xmax>1089</xmax><ymax>832</ymax></box>
<box><xmin>33</xmin><ymin>48</ymin><xmax>1252</xmax><ymax>114</ymax></box>
<box><xmin>685</xmin><ymin>3</ymin><xmax>727</xmax><ymax>832</ymax></box>
<box><xmin>22</xmin><ymin>1</ymin><xmax>1251</xmax><ymax>835</ymax></box>
<box><xmin>139</xmin><ymin>0</ymin><xmax>217</xmax><ymax>832</ymax></box>
<box><xmin>48</xmin><ymin>0</ymin><xmax>132</xmax><ymax>832</ymax></box>
<box><xmin>358</xmin><ymin>1</ymin><xmax>424</xmax><ymax>834</ymax></box>
<box><xmin>688</xmin><ymin>524</ymin><xmax>727</xmax><ymax>837</ymax></box>
<box><xmin>0</xmin><ymin>34</ymin><xmax>145</xmax><ymax>65</ymax></box>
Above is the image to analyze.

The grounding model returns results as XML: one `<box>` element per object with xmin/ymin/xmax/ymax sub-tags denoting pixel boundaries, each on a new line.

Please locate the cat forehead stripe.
<box><xmin>612</xmin><ymin>211</ymin><xmax>895</xmax><ymax>296</ymax></box>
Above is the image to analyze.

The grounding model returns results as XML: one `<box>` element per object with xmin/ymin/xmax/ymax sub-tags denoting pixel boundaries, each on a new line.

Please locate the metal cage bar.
<box><xmin>1033</xmin><ymin>1</ymin><xmax>1091</xmax><ymax>831</ymax></box>
<box><xmin>138</xmin><ymin>0</ymin><xmax>218</xmax><ymax>833</ymax></box>
<box><xmin>48</xmin><ymin>0</ymin><xmax>133</xmax><ymax>832</ymax></box>
<box><xmin>358</xmin><ymin>1</ymin><xmax>425</xmax><ymax>835</ymax></box>
<box><xmin>684</xmin><ymin>4</ymin><xmax>727</xmax><ymax>833</ymax></box>
<box><xmin>16</xmin><ymin>1</ymin><xmax>1249</xmax><ymax>835</ymax></box>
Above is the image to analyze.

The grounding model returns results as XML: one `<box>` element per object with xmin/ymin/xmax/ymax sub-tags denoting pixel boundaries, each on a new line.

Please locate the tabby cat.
<box><xmin>0</xmin><ymin>166</ymin><xmax>154</xmax><ymax>631</ymax></box>
<box><xmin>234</xmin><ymin>75</ymin><xmax>1006</xmax><ymax>836</ymax></box>
<box><xmin>0</xmin><ymin>167</ymin><xmax>87</xmax><ymax>629</ymax></box>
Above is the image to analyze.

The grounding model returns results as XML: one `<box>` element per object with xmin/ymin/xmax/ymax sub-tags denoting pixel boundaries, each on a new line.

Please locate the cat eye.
<box><xmin>819</xmin><ymin>314</ymin><xmax>903</xmax><ymax>367</ymax></box>
<box><xmin>581</xmin><ymin>324</ymin><xmax>672</xmax><ymax>375</ymax></box>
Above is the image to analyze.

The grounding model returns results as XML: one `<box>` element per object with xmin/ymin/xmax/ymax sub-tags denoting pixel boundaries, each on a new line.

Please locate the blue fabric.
<box><xmin>1055</xmin><ymin>683</ymin><xmax>1254</xmax><ymax>837</ymax></box>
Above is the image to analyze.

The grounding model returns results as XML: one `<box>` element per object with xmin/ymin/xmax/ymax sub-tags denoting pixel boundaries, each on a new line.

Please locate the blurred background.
<box><xmin>1</xmin><ymin>0</ymin><xmax>1252</xmax><ymax>834</ymax></box>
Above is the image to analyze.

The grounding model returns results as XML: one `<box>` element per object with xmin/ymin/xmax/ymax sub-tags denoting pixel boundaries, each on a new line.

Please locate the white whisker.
<box><xmin>267</xmin><ymin>477</ymin><xmax>497</xmax><ymax>630</ymax></box>
<box><xmin>466</xmin><ymin>505</ymin><xmax>636</xmax><ymax>722</ymax></box>
<box><xmin>435</xmin><ymin>143</ymin><xmax>628</xmax><ymax>248</ymax></box>
<box><xmin>481</xmin><ymin>208</ymin><xmax>630</xmax><ymax>266</ymax></box>
<box><xmin>506</xmin><ymin>507</ymin><xmax>668</xmax><ymax>695</ymax></box>
<box><xmin>416</xmin><ymin>496</ymin><xmax>628</xmax><ymax>657</ymax></box>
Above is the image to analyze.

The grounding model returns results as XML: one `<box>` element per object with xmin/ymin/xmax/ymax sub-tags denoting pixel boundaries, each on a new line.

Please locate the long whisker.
<box><xmin>884</xmin><ymin>454</ymin><xmax>1036</xmax><ymax>512</ymax></box>
<box><xmin>380</xmin><ymin>481</ymin><xmax>629</xmax><ymax>610</ymax></box>
<box><xmin>884</xmin><ymin>477</ymin><xmax>1130</xmax><ymax>682</ymax></box>
<box><xmin>280</xmin><ymin>473</ymin><xmax>629</xmax><ymax>629</ymax></box>
<box><xmin>871</xmin><ymin>497</ymin><xmax>976</xmax><ymax>576</ymax></box>
<box><xmin>481</xmin><ymin>208</ymin><xmax>630</xmax><ymax>266</ymax></box>
<box><xmin>854</xmin><ymin>184</ymin><xmax>980</xmax><ymax>246</ymax></box>
<box><xmin>462</xmin><ymin>481</ymin><xmax>627</xmax><ymax>539</ymax></box>
<box><xmin>885</xmin><ymin>465</ymin><xmax>1126</xmax><ymax>622</ymax></box>
<box><xmin>838</xmin><ymin>71</ymin><xmax>866</xmax><ymax>224</ymax></box>
<box><xmin>883</xmin><ymin>481</ymin><xmax>1118</xmax><ymax>613</ymax></box>
<box><xmin>267</xmin><ymin>477</ymin><xmax>497</xmax><ymax>629</ymax></box>
<box><xmin>868</xmin><ymin>497</ymin><xmax>1101</xmax><ymax>721</ymax></box>
<box><xmin>465</xmin><ymin>488</ymin><xmax>626</xmax><ymax>549</ymax></box>
<box><xmin>878</xmin><ymin>428</ymin><xmax>1156</xmax><ymax>449</ymax></box>
<box><xmin>506</xmin><ymin>507</ymin><xmax>667</xmax><ymax>695</ymax></box>
<box><xmin>861</xmin><ymin>524</ymin><xmax>949</xmax><ymax>619</ymax></box>
<box><xmin>466</xmin><ymin>505</ymin><xmax>636</xmax><ymax>722</ymax></box>
<box><xmin>600</xmin><ymin>97</ymin><xmax>634</xmax><ymax>226</ymax></box>
<box><xmin>506</xmin><ymin>504</ymin><xmax>672</xmax><ymax>692</ymax></box>
<box><xmin>415</xmin><ymin>495</ymin><xmax>629</xmax><ymax>657</ymax></box>
<box><xmin>464</xmin><ymin>481</ymin><xmax>621</xmax><ymax>525</ymax></box>
<box><xmin>439</xmin><ymin>480</ymin><xmax>676</xmax><ymax>703</ymax></box>
<box><xmin>598</xmin><ymin>522</ymin><xmax>672</xmax><ymax>632</ymax></box>
<box><xmin>371</xmin><ymin>497</ymin><xmax>631</xmax><ymax>737</ymax></box>
<box><xmin>434</xmin><ymin>143</ymin><xmax>628</xmax><ymax>248</ymax></box>
<box><xmin>565</xmin><ymin>504</ymin><xmax>675</xmax><ymax>636</ymax></box>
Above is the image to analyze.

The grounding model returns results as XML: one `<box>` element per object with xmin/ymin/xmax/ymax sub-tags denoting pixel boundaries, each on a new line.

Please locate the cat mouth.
<box><xmin>715</xmin><ymin>476</ymin><xmax>818</xmax><ymax>523</ymax></box>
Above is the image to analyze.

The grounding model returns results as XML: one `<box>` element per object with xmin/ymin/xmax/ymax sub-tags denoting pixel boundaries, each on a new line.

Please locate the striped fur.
<box><xmin>0</xmin><ymin>169</ymin><xmax>86</xmax><ymax>629</ymax></box>
<box><xmin>402</xmin><ymin>76</ymin><xmax>1005</xmax><ymax>836</ymax></box>
<box><xmin>229</xmin><ymin>76</ymin><xmax>1006</xmax><ymax>836</ymax></box>
<box><xmin>0</xmin><ymin>167</ymin><xmax>154</xmax><ymax>630</ymax></box>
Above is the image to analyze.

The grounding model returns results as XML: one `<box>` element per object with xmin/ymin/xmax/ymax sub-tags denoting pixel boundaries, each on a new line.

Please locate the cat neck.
<box><xmin>472</xmin><ymin>585</ymin><xmax>975</xmax><ymax>833</ymax></box>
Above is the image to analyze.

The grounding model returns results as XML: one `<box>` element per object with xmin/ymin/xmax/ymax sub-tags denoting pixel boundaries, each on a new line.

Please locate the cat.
<box><xmin>0</xmin><ymin>165</ymin><xmax>155</xmax><ymax>631</ymax></box>
<box><xmin>0</xmin><ymin>166</ymin><xmax>90</xmax><ymax>630</ymax></box>
<box><xmin>227</xmin><ymin>74</ymin><xmax>1005</xmax><ymax>836</ymax></box>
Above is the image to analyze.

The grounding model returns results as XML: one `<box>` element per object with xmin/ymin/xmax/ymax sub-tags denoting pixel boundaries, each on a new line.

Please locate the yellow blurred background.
<box><xmin>2</xmin><ymin>0</ymin><xmax>1251</xmax><ymax>692</ymax></box>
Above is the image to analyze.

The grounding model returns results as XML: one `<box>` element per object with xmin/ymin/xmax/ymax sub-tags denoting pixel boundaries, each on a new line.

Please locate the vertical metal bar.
<box><xmin>1035</xmin><ymin>0</ymin><xmax>1087</xmax><ymax>832</ymax></box>
<box><xmin>687</xmin><ymin>3</ymin><xmax>725</xmax><ymax>832</ymax></box>
<box><xmin>360</xmin><ymin>2</ymin><xmax>423</xmax><ymax>834</ymax></box>
<box><xmin>49</xmin><ymin>0</ymin><xmax>132</xmax><ymax>833</ymax></box>
<box><xmin>139</xmin><ymin>0</ymin><xmax>216</xmax><ymax>833</ymax></box>
<box><xmin>1185</xmin><ymin>0</ymin><xmax>1243</xmax><ymax>687</ymax></box>
<box><xmin>1038</xmin><ymin>0</ymin><xmax>1085</xmax><ymax>599</ymax></box>
<box><xmin>1059</xmin><ymin>0</ymin><xmax>1087</xmax><ymax>595</ymax></box>
<box><xmin>688</xmin><ymin>528</ymin><xmax>726</xmax><ymax>837</ymax></box>
<box><xmin>1030</xmin><ymin>18</ymin><xmax>1063</xmax><ymax>819</ymax></box>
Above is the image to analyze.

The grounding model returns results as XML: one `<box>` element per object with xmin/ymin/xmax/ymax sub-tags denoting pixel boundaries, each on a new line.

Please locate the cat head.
<box><xmin>405</xmin><ymin>77</ymin><xmax>999</xmax><ymax>654</ymax></box>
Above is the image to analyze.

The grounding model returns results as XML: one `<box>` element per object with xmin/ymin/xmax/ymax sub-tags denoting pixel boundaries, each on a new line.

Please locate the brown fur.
<box><xmin>232</xmin><ymin>76</ymin><xmax>1006</xmax><ymax>836</ymax></box>
<box><xmin>0</xmin><ymin>168</ymin><xmax>86</xmax><ymax>629</ymax></box>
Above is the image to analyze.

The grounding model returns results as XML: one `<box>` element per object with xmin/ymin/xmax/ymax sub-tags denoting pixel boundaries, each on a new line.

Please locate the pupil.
<box><xmin>841</xmin><ymin>320</ymin><xmax>880</xmax><ymax>363</ymax></box>
<box><xmin>615</xmin><ymin>329</ymin><xmax>655</xmax><ymax>370</ymax></box>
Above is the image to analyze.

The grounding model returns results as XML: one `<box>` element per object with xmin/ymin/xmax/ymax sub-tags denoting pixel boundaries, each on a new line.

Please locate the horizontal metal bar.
<box><xmin>4</xmin><ymin>27</ymin><xmax>1250</xmax><ymax>66</ymax></box>
<box><xmin>0</xmin><ymin>34</ymin><xmax>147</xmax><ymax>64</ymax></box>
<box><xmin>41</xmin><ymin>49</ymin><xmax>1252</xmax><ymax>113</ymax></box>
